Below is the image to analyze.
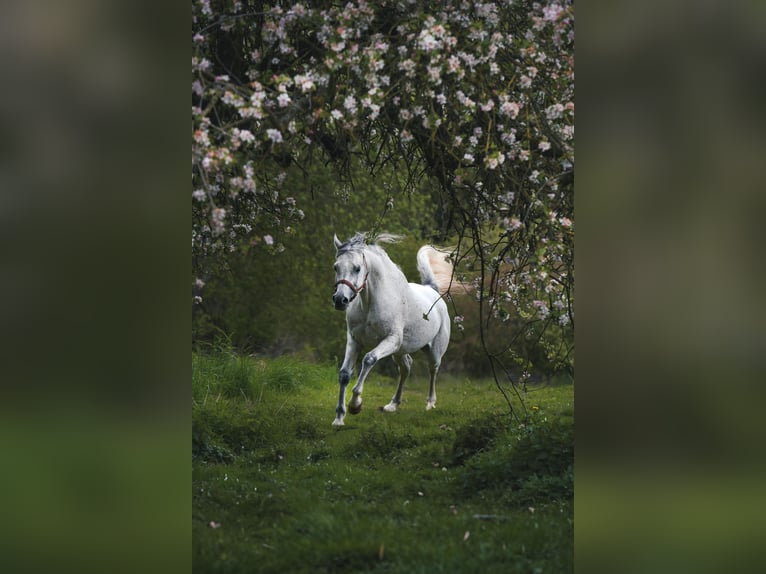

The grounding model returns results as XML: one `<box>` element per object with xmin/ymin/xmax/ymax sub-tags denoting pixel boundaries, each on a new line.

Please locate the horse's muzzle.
<box><xmin>332</xmin><ymin>292</ymin><xmax>349</xmax><ymax>311</ymax></box>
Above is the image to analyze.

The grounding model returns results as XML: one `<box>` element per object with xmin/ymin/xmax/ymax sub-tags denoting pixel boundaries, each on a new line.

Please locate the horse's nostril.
<box><xmin>332</xmin><ymin>293</ymin><xmax>348</xmax><ymax>308</ymax></box>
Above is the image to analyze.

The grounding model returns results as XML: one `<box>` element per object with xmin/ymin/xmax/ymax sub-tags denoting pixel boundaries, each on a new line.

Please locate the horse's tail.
<box><xmin>416</xmin><ymin>245</ymin><xmax>473</xmax><ymax>296</ymax></box>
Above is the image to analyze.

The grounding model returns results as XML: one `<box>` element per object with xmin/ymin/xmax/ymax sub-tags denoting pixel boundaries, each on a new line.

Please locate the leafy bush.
<box><xmin>451</xmin><ymin>413</ymin><xmax>510</xmax><ymax>465</ymax></box>
<box><xmin>457</xmin><ymin>413</ymin><xmax>574</xmax><ymax>506</ymax></box>
<box><xmin>191</xmin><ymin>420</ymin><xmax>234</xmax><ymax>464</ymax></box>
<box><xmin>193</xmin><ymin>348</ymin><xmax>335</xmax><ymax>401</ymax></box>
<box><xmin>192</xmin><ymin>351</ymin><xmax>330</xmax><ymax>465</ymax></box>
<box><xmin>260</xmin><ymin>357</ymin><xmax>332</xmax><ymax>392</ymax></box>
<box><xmin>346</xmin><ymin>425</ymin><xmax>418</xmax><ymax>460</ymax></box>
<box><xmin>192</xmin><ymin>344</ymin><xmax>258</xmax><ymax>401</ymax></box>
<box><xmin>192</xmin><ymin>404</ymin><xmax>270</xmax><ymax>460</ymax></box>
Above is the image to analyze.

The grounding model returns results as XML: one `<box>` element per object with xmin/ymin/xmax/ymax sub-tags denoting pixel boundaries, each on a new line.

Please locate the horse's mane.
<box><xmin>336</xmin><ymin>232</ymin><xmax>402</xmax><ymax>256</ymax></box>
<box><xmin>337</xmin><ymin>232</ymin><xmax>406</xmax><ymax>282</ymax></box>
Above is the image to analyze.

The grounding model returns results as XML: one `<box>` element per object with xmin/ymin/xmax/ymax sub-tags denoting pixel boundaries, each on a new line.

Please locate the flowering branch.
<box><xmin>192</xmin><ymin>0</ymin><xmax>574</xmax><ymax>386</ymax></box>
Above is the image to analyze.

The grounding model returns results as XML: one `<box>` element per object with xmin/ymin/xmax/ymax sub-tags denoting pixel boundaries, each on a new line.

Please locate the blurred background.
<box><xmin>0</xmin><ymin>1</ymin><xmax>764</xmax><ymax>573</ymax></box>
<box><xmin>577</xmin><ymin>1</ymin><xmax>766</xmax><ymax>572</ymax></box>
<box><xmin>0</xmin><ymin>1</ymin><xmax>189</xmax><ymax>573</ymax></box>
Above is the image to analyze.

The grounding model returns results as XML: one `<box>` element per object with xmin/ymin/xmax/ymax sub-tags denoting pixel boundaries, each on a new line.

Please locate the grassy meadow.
<box><xmin>192</xmin><ymin>351</ymin><xmax>574</xmax><ymax>573</ymax></box>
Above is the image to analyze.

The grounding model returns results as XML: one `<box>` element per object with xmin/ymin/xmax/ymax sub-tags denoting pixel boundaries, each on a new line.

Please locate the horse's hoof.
<box><xmin>348</xmin><ymin>402</ymin><xmax>362</xmax><ymax>415</ymax></box>
<box><xmin>382</xmin><ymin>403</ymin><xmax>397</xmax><ymax>413</ymax></box>
<box><xmin>332</xmin><ymin>418</ymin><xmax>345</xmax><ymax>427</ymax></box>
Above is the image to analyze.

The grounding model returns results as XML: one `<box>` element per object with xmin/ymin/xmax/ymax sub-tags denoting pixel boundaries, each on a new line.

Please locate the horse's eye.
<box><xmin>334</xmin><ymin>264</ymin><xmax>339</xmax><ymax>272</ymax></box>
<box><xmin>354</xmin><ymin>265</ymin><xmax>361</xmax><ymax>273</ymax></box>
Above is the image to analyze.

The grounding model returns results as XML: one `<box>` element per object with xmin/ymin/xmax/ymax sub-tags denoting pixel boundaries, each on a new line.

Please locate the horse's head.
<box><xmin>332</xmin><ymin>234</ymin><xmax>368</xmax><ymax>311</ymax></box>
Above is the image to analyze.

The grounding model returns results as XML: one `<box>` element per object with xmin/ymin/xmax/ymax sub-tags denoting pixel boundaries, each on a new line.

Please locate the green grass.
<box><xmin>192</xmin><ymin>352</ymin><xmax>574</xmax><ymax>573</ymax></box>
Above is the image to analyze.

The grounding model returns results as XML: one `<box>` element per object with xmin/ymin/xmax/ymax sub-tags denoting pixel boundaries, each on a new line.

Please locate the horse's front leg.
<box><xmin>333</xmin><ymin>336</ymin><xmax>358</xmax><ymax>427</ymax></box>
<box><xmin>348</xmin><ymin>335</ymin><xmax>401</xmax><ymax>415</ymax></box>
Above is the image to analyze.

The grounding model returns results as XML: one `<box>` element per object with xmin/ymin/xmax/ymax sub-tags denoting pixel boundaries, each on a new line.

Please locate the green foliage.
<box><xmin>451</xmin><ymin>413</ymin><xmax>509</xmax><ymax>465</ymax></box>
<box><xmin>457</xmin><ymin>412</ymin><xmax>574</xmax><ymax>507</ymax></box>
<box><xmin>192</xmin><ymin>349</ymin><xmax>338</xmax><ymax>465</ymax></box>
<box><xmin>192</xmin><ymin>421</ymin><xmax>234</xmax><ymax>464</ymax></box>
<box><xmin>192</xmin><ymin>351</ymin><xmax>573</xmax><ymax>573</ymax></box>
<box><xmin>192</xmin><ymin>344</ymin><xmax>260</xmax><ymax>401</ymax></box>
<box><xmin>346</xmin><ymin>425</ymin><xmax>418</xmax><ymax>461</ymax></box>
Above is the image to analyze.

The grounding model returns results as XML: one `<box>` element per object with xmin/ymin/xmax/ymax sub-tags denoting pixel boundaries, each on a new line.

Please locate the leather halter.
<box><xmin>333</xmin><ymin>256</ymin><xmax>369</xmax><ymax>303</ymax></box>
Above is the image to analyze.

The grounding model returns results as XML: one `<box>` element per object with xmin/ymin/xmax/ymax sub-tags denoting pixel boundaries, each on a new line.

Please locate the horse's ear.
<box><xmin>334</xmin><ymin>234</ymin><xmax>343</xmax><ymax>251</ymax></box>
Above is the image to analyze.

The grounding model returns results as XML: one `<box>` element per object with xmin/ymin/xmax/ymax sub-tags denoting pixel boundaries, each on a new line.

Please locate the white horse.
<box><xmin>331</xmin><ymin>233</ymin><xmax>452</xmax><ymax>427</ymax></box>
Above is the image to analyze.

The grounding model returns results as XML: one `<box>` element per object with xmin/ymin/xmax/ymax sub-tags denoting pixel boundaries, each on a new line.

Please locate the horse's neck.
<box><xmin>364</xmin><ymin>249</ymin><xmax>407</xmax><ymax>301</ymax></box>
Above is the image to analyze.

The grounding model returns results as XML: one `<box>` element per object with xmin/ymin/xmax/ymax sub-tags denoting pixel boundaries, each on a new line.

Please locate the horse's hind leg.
<box><xmin>425</xmin><ymin>327</ymin><xmax>449</xmax><ymax>410</ymax></box>
<box><xmin>383</xmin><ymin>353</ymin><xmax>412</xmax><ymax>413</ymax></box>
<box><xmin>426</xmin><ymin>358</ymin><xmax>440</xmax><ymax>410</ymax></box>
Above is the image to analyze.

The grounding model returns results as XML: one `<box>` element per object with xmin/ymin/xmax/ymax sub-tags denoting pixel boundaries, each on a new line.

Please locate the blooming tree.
<box><xmin>192</xmin><ymin>0</ymin><xmax>574</xmax><ymax>386</ymax></box>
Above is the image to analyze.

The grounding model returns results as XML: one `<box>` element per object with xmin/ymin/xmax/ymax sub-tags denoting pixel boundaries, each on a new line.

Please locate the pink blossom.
<box><xmin>222</xmin><ymin>91</ymin><xmax>242</xmax><ymax>108</ymax></box>
<box><xmin>266</xmin><ymin>129</ymin><xmax>283</xmax><ymax>143</ymax></box>
<box><xmin>543</xmin><ymin>4</ymin><xmax>565</xmax><ymax>22</ymax></box>
<box><xmin>295</xmin><ymin>74</ymin><xmax>315</xmax><ymax>92</ymax></box>
<box><xmin>532</xmin><ymin>300</ymin><xmax>550</xmax><ymax>319</ymax></box>
<box><xmin>500</xmin><ymin>101</ymin><xmax>520</xmax><ymax>119</ymax></box>
<box><xmin>343</xmin><ymin>95</ymin><xmax>358</xmax><ymax>113</ymax></box>
<box><xmin>290</xmin><ymin>3</ymin><xmax>307</xmax><ymax>17</ymax></box>
<box><xmin>418</xmin><ymin>31</ymin><xmax>439</xmax><ymax>51</ymax></box>
<box><xmin>546</xmin><ymin>103</ymin><xmax>565</xmax><ymax>120</ymax></box>
<box><xmin>400</xmin><ymin>59</ymin><xmax>416</xmax><ymax>76</ymax></box>
<box><xmin>192</xmin><ymin>57</ymin><xmax>212</xmax><ymax>73</ymax></box>
<box><xmin>484</xmin><ymin>152</ymin><xmax>505</xmax><ymax>170</ymax></box>
<box><xmin>193</xmin><ymin>129</ymin><xmax>210</xmax><ymax>146</ymax></box>
<box><xmin>238</xmin><ymin>129</ymin><xmax>255</xmax><ymax>144</ymax></box>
